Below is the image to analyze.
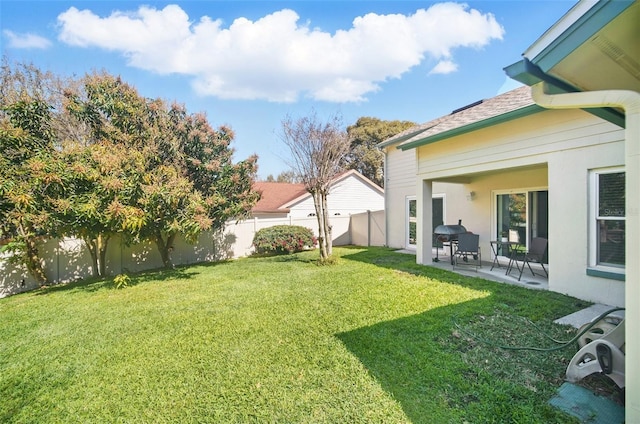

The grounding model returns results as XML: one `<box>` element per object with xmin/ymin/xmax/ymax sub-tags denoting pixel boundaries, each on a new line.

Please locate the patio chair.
<box><xmin>517</xmin><ymin>237</ymin><xmax>548</xmax><ymax>281</ymax></box>
<box><xmin>453</xmin><ymin>233</ymin><xmax>481</xmax><ymax>271</ymax></box>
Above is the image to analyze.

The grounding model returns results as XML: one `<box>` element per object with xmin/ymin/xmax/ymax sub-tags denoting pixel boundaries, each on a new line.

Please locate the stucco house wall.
<box><xmin>409</xmin><ymin>106</ymin><xmax>624</xmax><ymax>306</ymax></box>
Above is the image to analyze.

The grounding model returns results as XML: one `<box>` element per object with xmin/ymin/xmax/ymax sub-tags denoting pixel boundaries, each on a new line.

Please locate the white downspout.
<box><xmin>532</xmin><ymin>82</ymin><xmax>640</xmax><ymax>421</ymax></box>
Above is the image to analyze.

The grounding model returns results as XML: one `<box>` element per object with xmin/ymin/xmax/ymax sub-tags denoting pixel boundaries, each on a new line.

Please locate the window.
<box><xmin>494</xmin><ymin>190</ymin><xmax>548</xmax><ymax>250</ymax></box>
<box><xmin>496</xmin><ymin>193</ymin><xmax>526</xmax><ymax>243</ymax></box>
<box><xmin>591</xmin><ymin>169</ymin><xmax>625</xmax><ymax>269</ymax></box>
<box><xmin>406</xmin><ymin>195</ymin><xmax>444</xmax><ymax>249</ymax></box>
<box><xmin>407</xmin><ymin>197</ymin><xmax>416</xmax><ymax>248</ymax></box>
<box><xmin>432</xmin><ymin>196</ymin><xmax>444</xmax><ymax>248</ymax></box>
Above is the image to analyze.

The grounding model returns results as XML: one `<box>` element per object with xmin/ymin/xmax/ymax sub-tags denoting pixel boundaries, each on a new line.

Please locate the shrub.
<box><xmin>113</xmin><ymin>273</ymin><xmax>131</xmax><ymax>289</ymax></box>
<box><xmin>253</xmin><ymin>225</ymin><xmax>317</xmax><ymax>255</ymax></box>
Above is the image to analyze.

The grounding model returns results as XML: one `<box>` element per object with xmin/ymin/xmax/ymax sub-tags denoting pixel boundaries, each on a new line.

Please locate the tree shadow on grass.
<box><xmin>248</xmin><ymin>249</ymin><xmax>321</xmax><ymax>264</ymax></box>
<box><xmin>35</xmin><ymin>263</ymin><xmax>202</xmax><ymax>295</ymax></box>
<box><xmin>341</xmin><ymin>247</ymin><xmax>590</xmax><ymax>319</ymax></box>
<box><xmin>336</xmin><ymin>248</ymin><xmax>589</xmax><ymax>423</ymax></box>
<box><xmin>335</xmin><ymin>299</ymin><xmax>581</xmax><ymax>423</ymax></box>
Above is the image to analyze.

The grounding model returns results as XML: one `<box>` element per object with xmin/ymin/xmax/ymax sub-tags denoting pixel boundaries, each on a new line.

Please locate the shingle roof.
<box><xmin>380</xmin><ymin>85</ymin><xmax>537</xmax><ymax>149</ymax></box>
<box><xmin>252</xmin><ymin>182</ymin><xmax>307</xmax><ymax>213</ymax></box>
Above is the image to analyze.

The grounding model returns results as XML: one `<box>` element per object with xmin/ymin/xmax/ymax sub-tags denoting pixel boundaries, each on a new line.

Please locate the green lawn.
<box><xmin>1</xmin><ymin>246</ymin><xmax>593</xmax><ymax>423</ymax></box>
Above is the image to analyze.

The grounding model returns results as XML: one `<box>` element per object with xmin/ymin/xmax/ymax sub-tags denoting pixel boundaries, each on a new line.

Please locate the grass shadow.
<box><xmin>342</xmin><ymin>247</ymin><xmax>590</xmax><ymax>319</ymax></box>
<box><xmin>35</xmin><ymin>263</ymin><xmax>201</xmax><ymax>296</ymax></box>
<box><xmin>248</xmin><ymin>249</ymin><xmax>321</xmax><ymax>264</ymax></box>
<box><xmin>335</xmin><ymin>298</ymin><xmax>580</xmax><ymax>423</ymax></box>
<box><xmin>337</xmin><ymin>247</ymin><xmax>595</xmax><ymax>423</ymax></box>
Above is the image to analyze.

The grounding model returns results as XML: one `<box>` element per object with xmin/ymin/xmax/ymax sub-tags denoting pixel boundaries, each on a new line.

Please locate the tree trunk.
<box><xmin>154</xmin><ymin>231</ymin><xmax>176</xmax><ymax>269</ymax></box>
<box><xmin>321</xmin><ymin>190</ymin><xmax>332</xmax><ymax>257</ymax></box>
<box><xmin>313</xmin><ymin>190</ymin><xmax>332</xmax><ymax>260</ymax></box>
<box><xmin>98</xmin><ymin>234</ymin><xmax>110</xmax><ymax>277</ymax></box>
<box><xmin>84</xmin><ymin>234</ymin><xmax>110</xmax><ymax>277</ymax></box>
<box><xmin>85</xmin><ymin>238</ymin><xmax>99</xmax><ymax>278</ymax></box>
<box><xmin>24</xmin><ymin>236</ymin><xmax>47</xmax><ymax>285</ymax></box>
<box><xmin>312</xmin><ymin>191</ymin><xmax>326</xmax><ymax>259</ymax></box>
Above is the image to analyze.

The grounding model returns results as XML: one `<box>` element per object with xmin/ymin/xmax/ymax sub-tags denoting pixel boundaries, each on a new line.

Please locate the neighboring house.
<box><xmin>381</xmin><ymin>1</ymin><xmax>638</xmax><ymax>418</ymax></box>
<box><xmin>251</xmin><ymin>182</ymin><xmax>308</xmax><ymax>219</ymax></box>
<box><xmin>252</xmin><ymin>170</ymin><xmax>384</xmax><ymax>218</ymax></box>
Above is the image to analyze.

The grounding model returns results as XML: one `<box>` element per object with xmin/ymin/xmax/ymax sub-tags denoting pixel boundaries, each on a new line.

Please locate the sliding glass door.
<box><xmin>495</xmin><ymin>190</ymin><xmax>548</xmax><ymax>253</ymax></box>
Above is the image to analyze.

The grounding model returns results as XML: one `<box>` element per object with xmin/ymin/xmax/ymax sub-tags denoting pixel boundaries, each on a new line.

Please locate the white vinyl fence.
<box><xmin>1</xmin><ymin>211</ymin><xmax>384</xmax><ymax>298</ymax></box>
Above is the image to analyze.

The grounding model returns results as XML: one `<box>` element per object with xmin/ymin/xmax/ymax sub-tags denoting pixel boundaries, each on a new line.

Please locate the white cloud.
<box><xmin>57</xmin><ymin>3</ymin><xmax>504</xmax><ymax>103</ymax></box>
<box><xmin>429</xmin><ymin>60</ymin><xmax>458</xmax><ymax>75</ymax></box>
<box><xmin>3</xmin><ymin>30</ymin><xmax>52</xmax><ymax>49</ymax></box>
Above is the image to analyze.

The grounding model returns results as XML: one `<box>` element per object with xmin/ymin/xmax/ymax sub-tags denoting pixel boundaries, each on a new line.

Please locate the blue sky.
<box><xmin>1</xmin><ymin>1</ymin><xmax>576</xmax><ymax>179</ymax></box>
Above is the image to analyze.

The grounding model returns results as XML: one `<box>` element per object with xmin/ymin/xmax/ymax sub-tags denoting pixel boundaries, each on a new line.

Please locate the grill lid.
<box><xmin>433</xmin><ymin>220</ymin><xmax>467</xmax><ymax>235</ymax></box>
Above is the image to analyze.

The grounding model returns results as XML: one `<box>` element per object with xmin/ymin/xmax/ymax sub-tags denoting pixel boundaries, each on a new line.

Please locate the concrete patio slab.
<box><xmin>396</xmin><ymin>248</ymin><xmax>549</xmax><ymax>290</ymax></box>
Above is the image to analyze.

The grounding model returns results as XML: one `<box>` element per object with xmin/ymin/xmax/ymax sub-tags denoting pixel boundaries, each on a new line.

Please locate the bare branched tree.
<box><xmin>280</xmin><ymin>110</ymin><xmax>350</xmax><ymax>260</ymax></box>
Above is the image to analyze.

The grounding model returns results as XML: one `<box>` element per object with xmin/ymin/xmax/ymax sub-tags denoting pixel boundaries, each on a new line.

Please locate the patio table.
<box><xmin>490</xmin><ymin>240</ymin><xmax>523</xmax><ymax>275</ymax></box>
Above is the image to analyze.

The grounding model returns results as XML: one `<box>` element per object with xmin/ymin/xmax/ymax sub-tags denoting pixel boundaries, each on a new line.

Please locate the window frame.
<box><xmin>491</xmin><ymin>186</ymin><xmax>547</xmax><ymax>254</ymax></box>
<box><xmin>406</xmin><ymin>196</ymin><xmax>417</xmax><ymax>249</ymax></box>
<box><xmin>588</xmin><ymin>167</ymin><xmax>625</xmax><ymax>276</ymax></box>
<box><xmin>406</xmin><ymin>194</ymin><xmax>446</xmax><ymax>250</ymax></box>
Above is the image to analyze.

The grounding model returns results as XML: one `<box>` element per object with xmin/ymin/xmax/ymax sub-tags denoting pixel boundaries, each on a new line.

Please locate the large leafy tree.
<box><xmin>177</xmin><ymin>112</ymin><xmax>259</xmax><ymax>231</ymax></box>
<box><xmin>52</xmin><ymin>141</ymin><xmax>146</xmax><ymax>277</ymax></box>
<box><xmin>0</xmin><ymin>60</ymin><xmax>67</xmax><ymax>284</ymax></box>
<box><xmin>58</xmin><ymin>73</ymin><xmax>152</xmax><ymax>275</ymax></box>
<box><xmin>280</xmin><ymin>111</ymin><xmax>350</xmax><ymax>261</ymax></box>
<box><xmin>345</xmin><ymin>117</ymin><xmax>415</xmax><ymax>187</ymax></box>
<box><xmin>0</xmin><ymin>100</ymin><xmax>56</xmax><ymax>284</ymax></box>
<box><xmin>66</xmin><ymin>73</ymin><xmax>259</xmax><ymax>269</ymax></box>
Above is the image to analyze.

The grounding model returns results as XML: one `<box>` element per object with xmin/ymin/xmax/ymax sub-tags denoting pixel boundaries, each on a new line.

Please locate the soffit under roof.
<box><xmin>525</xmin><ymin>0</ymin><xmax>639</xmax><ymax>93</ymax></box>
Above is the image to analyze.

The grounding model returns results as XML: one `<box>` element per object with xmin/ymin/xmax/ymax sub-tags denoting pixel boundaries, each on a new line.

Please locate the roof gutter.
<box><xmin>505</xmin><ymin>58</ymin><xmax>626</xmax><ymax>127</ymax></box>
<box><xmin>532</xmin><ymin>81</ymin><xmax>640</xmax><ymax>421</ymax></box>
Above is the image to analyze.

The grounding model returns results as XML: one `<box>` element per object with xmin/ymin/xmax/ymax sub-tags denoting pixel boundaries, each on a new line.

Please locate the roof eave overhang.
<box><xmin>399</xmin><ymin>104</ymin><xmax>543</xmax><ymax>151</ymax></box>
<box><xmin>378</xmin><ymin>127</ymin><xmax>430</xmax><ymax>148</ymax></box>
<box><xmin>504</xmin><ymin>59</ymin><xmax>626</xmax><ymax>128</ymax></box>
<box><xmin>252</xmin><ymin>208</ymin><xmax>291</xmax><ymax>214</ymax></box>
<box><xmin>502</xmin><ymin>0</ymin><xmax>634</xmax><ymax>128</ymax></box>
<box><xmin>523</xmin><ymin>0</ymin><xmax>633</xmax><ymax>74</ymax></box>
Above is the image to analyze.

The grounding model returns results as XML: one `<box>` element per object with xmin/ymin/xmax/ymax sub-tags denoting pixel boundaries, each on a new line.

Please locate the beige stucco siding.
<box><xmin>383</xmin><ymin>144</ymin><xmax>469</xmax><ymax>249</ymax></box>
<box><xmin>411</xmin><ymin>107</ymin><xmax>625</xmax><ymax>306</ymax></box>
<box><xmin>416</xmin><ymin>109</ymin><xmax>620</xmax><ymax>179</ymax></box>
<box><xmin>548</xmin><ymin>138</ymin><xmax>625</xmax><ymax>305</ymax></box>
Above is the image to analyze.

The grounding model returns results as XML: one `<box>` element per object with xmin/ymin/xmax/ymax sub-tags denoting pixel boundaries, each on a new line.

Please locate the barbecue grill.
<box><xmin>434</xmin><ymin>220</ymin><xmax>467</xmax><ymax>263</ymax></box>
